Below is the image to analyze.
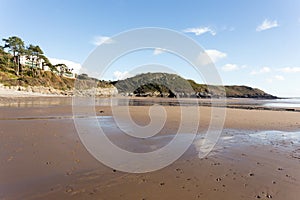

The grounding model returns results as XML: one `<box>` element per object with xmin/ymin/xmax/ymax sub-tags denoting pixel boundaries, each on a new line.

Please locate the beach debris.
<box><xmin>66</xmin><ymin>171</ymin><xmax>72</xmax><ymax>176</ymax></box>
<box><xmin>266</xmin><ymin>194</ymin><xmax>273</xmax><ymax>198</ymax></box>
<box><xmin>277</xmin><ymin>167</ymin><xmax>283</xmax><ymax>171</ymax></box>
<box><xmin>99</xmin><ymin>110</ymin><xmax>104</xmax><ymax>113</ymax></box>
<box><xmin>216</xmin><ymin>178</ymin><xmax>222</xmax><ymax>182</ymax></box>
<box><xmin>249</xmin><ymin>173</ymin><xmax>254</xmax><ymax>177</ymax></box>
<box><xmin>141</xmin><ymin>178</ymin><xmax>146</xmax><ymax>183</ymax></box>
<box><xmin>212</xmin><ymin>162</ymin><xmax>221</xmax><ymax>166</ymax></box>
<box><xmin>255</xmin><ymin>195</ymin><xmax>261</xmax><ymax>199</ymax></box>
<box><xmin>112</xmin><ymin>169</ymin><xmax>117</xmax><ymax>172</ymax></box>
<box><xmin>45</xmin><ymin>161</ymin><xmax>51</xmax><ymax>165</ymax></box>
<box><xmin>65</xmin><ymin>185</ymin><xmax>74</xmax><ymax>193</ymax></box>
<box><xmin>160</xmin><ymin>182</ymin><xmax>165</xmax><ymax>186</ymax></box>
<box><xmin>175</xmin><ymin>168</ymin><xmax>183</xmax><ymax>174</ymax></box>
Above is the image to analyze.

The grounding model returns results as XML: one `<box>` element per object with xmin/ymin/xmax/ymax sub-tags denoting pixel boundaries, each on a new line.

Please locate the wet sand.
<box><xmin>1</xmin><ymin>97</ymin><xmax>300</xmax><ymax>199</ymax></box>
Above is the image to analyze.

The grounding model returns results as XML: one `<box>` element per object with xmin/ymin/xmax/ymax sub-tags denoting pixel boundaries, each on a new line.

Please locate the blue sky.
<box><xmin>1</xmin><ymin>0</ymin><xmax>300</xmax><ymax>97</ymax></box>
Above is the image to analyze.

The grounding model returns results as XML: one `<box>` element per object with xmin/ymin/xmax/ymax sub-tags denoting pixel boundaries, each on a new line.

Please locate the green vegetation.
<box><xmin>0</xmin><ymin>36</ymin><xmax>73</xmax><ymax>77</ymax></box>
<box><xmin>77</xmin><ymin>73</ymin><xmax>112</xmax><ymax>88</ymax></box>
<box><xmin>0</xmin><ymin>48</ymin><xmax>14</xmax><ymax>73</ymax></box>
<box><xmin>0</xmin><ymin>36</ymin><xmax>277</xmax><ymax>98</ymax></box>
<box><xmin>0</xmin><ymin>36</ymin><xmax>74</xmax><ymax>90</ymax></box>
<box><xmin>2</xmin><ymin>36</ymin><xmax>25</xmax><ymax>76</ymax></box>
<box><xmin>0</xmin><ymin>69</ymin><xmax>74</xmax><ymax>91</ymax></box>
<box><xmin>115</xmin><ymin>72</ymin><xmax>194</xmax><ymax>96</ymax></box>
<box><xmin>114</xmin><ymin>72</ymin><xmax>277</xmax><ymax>99</ymax></box>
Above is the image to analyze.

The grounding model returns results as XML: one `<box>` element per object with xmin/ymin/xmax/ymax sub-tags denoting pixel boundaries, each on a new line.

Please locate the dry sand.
<box><xmin>0</xmin><ymin>97</ymin><xmax>300</xmax><ymax>199</ymax></box>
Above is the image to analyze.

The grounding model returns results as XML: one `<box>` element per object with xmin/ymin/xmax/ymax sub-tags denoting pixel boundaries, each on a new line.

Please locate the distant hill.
<box><xmin>0</xmin><ymin>50</ymin><xmax>277</xmax><ymax>99</ymax></box>
<box><xmin>113</xmin><ymin>72</ymin><xmax>277</xmax><ymax>99</ymax></box>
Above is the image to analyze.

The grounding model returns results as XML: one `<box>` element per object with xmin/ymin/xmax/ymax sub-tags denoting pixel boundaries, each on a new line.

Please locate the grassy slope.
<box><xmin>0</xmin><ymin>50</ymin><xmax>113</xmax><ymax>91</ymax></box>
<box><xmin>0</xmin><ymin>48</ymin><xmax>276</xmax><ymax>98</ymax></box>
<box><xmin>0</xmin><ymin>69</ymin><xmax>75</xmax><ymax>91</ymax></box>
<box><xmin>114</xmin><ymin>73</ymin><xmax>276</xmax><ymax>98</ymax></box>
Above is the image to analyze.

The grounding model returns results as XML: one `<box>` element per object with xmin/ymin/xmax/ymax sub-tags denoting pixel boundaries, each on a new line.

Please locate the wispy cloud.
<box><xmin>205</xmin><ymin>50</ymin><xmax>227</xmax><ymax>62</ymax></box>
<box><xmin>220</xmin><ymin>25</ymin><xmax>235</xmax><ymax>32</ymax></box>
<box><xmin>277</xmin><ymin>67</ymin><xmax>300</xmax><ymax>73</ymax></box>
<box><xmin>113</xmin><ymin>71</ymin><xmax>132</xmax><ymax>80</ymax></box>
<box><xmin>197</xmin><ymin>49</ymin><xmax>226</xmax><ymax>65</ymax></box>
<box><xmin>274</xmin><ymin>75</ymin><xmax>285</xmax><ymax>81</ymax></box>
<box><xmin>222</xmin><ymin>64</ymin><xmax>239</xmax><ymax>72</ymax></box>
<box><xmin>49</xmin><ymin>58</ymin><xmax>81</xmax><ymax>73</ymax></box>
<box><xmin>92</xmin><ymin>36</ymin><xmax>114</xmax><ymax>45</ymax></box>
<box><xmin>183</xmin><ymin>27</ymin><xmax>216</xmax><ymax>36</ymax></box>
<box><xmin>153</xmin><ymin>48</ymin><xmax>166</xmax><ymax>55</ymax></box>
<box><xmin>256</xmin><ymin>19</ymin><xmax>279</xmax><ymax>32</ymax></box>
<box><xmin>266</xmin><ymin>75</ymin><xmax>285</xmax><ymax>83</ymax></box>
<box><xmin>250</xmin><ymin>67</ymin><xmax>271</xmax><ymax>75</ymax></box>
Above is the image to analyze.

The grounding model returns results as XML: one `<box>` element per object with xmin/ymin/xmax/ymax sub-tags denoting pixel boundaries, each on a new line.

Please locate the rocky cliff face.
<box><xmin>74</xmin><ymin>86</ymin><xmax>118</xmax><ymax>97</ymax></box>
<box><xmin>0</xmin><ymin>70</ymin><xmax>118</xmax><ymax>97</ymax></box>
<box><xmin>1</xmin><ymin>84</ymin><xmax>118</xmax><ymax>97</ymax></box>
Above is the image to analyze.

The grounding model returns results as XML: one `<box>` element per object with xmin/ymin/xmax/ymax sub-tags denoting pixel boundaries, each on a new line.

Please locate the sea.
<box><xmin>263</xmin><ymin>98</ymin><xmax>300</xmax><ymax>108</ymax></box>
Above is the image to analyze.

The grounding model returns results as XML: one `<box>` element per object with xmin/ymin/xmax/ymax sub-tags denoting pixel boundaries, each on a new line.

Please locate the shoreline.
<box><xmin>1</xmin><ymin>96</ymin><xmax>300</xmax><ymax>199</ymax></box>
<box><xmin>3</xmin><ymin>128</ymin><xmax>300</xmax><ymax>200</ymax></box>
<box><xmin>0</xmin><ymin>94</ymin><xmax>299</xmax><ymax>113</ymax></box>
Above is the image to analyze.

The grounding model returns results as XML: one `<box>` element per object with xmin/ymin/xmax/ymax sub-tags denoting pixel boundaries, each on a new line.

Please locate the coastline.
<box><xmin>1</xmin><ymin>96</ymin><xmax>300</xmax><ymax>199</ymax></box>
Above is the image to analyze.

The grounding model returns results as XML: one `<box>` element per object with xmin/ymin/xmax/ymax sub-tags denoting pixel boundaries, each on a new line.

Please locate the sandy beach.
<box><xmin>0</xmin><ymin>97</ymin><xmax>300</xmax><ymax>200</ymax></box>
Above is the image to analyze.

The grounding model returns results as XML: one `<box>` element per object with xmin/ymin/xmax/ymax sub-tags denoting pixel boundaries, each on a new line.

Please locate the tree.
<box><xmin>40</xmin><ymin>54</ymin><xmax>56</xmax><ymax>72</ymax></box>
<box><xmin>0</xmin><ymin>47</ymin><xmax>13</xmax><ymax>71</ymax></box>
<box><xmin>26</xmin><ymin>44</ymin><xmax>35</xmax><ymax>68</ymax></box>
<box><xmin>54</xmin><ymin>63</ymin><xmax>68</xmax><ymax>76</ymax></box>
<box><xmin>33</xmin><ymin>45</ymin><xmax>43</xmax><ymax>68</ymax></box>
<box><xmin>26</xmin><ymin>44</ymin><xmax>44</xmax><ymax>68</ymax></box>
<box><xmin>2</xmin><ymin>36</ymin><xmax>25</xmax><ymax>76</ymax></box>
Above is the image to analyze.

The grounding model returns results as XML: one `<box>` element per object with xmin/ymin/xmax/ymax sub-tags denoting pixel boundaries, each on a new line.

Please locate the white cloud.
<box><xmin>205</xmin><ymin>50</ymin><xmax>227</xmax><ymax>62</ymax></box>
<box><xmin>256</xmin><ymin>19</ymin><xmax>279</xmax><ymax>32</ymax></box>
<box><xmin>266</xmin><ymin>78</ymin><xmax>273</xmax><ymax>83</ymax></box>
<box><xmin>222</xmin><ymin>64</ymin><xmax>239</xmax><ymax>72</ymax></box>
<box><xmin>183</xmin><ymin>27</ymin><xmax>216</xmax><ymax>36</ymax></box>
<box><xmin>267</xmin><ymin>75</ymin><xmax>285</xmax><ymax>83</ymax></box>
<box><xmin>274</xmin><ymin>75</ymin><xmax>285</xmax><ymax>81</ymax></box>
<box><xmin>277</xmin><ymin>67</ymin><xmax>300</xmax><ymax>73</ymax></box>
<box><xmin>221</xmin><ymin>25</ymin><xmax>235</xmax><ymax>32</ymax></box>
<box><xmin>49</xmin><ymin>58</ymin><xmax>81</xmax><ymax>73</ymax></box>
<box><xmin>198</xmin><ymin>49</ymin><xmax>227</xmax><ymax>65</ymax></box>
<box><xmin>92</xmin><ymin>36</ymin><xmax>114</xmax><ymax>45</ymax></box>
<box><xmin>113</xmin><ymin>71</ymin><xmax>132</xmax><ymax>80</ymax></box>
<box><xmin>250</xmin><ymin>67</ymin><xmax>271</xmax><ymax>75</ymax></box>
<box><xmin>153</xmin><ymin>48</ymin><xmax>166</xmax><ymax>55</ymax></box>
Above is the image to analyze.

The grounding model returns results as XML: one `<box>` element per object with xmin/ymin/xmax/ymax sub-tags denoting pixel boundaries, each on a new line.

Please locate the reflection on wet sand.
<box><xmin>1</xmin><ymin>97</ymin><xmax>300</xmax><ymax>199</ymax></box>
